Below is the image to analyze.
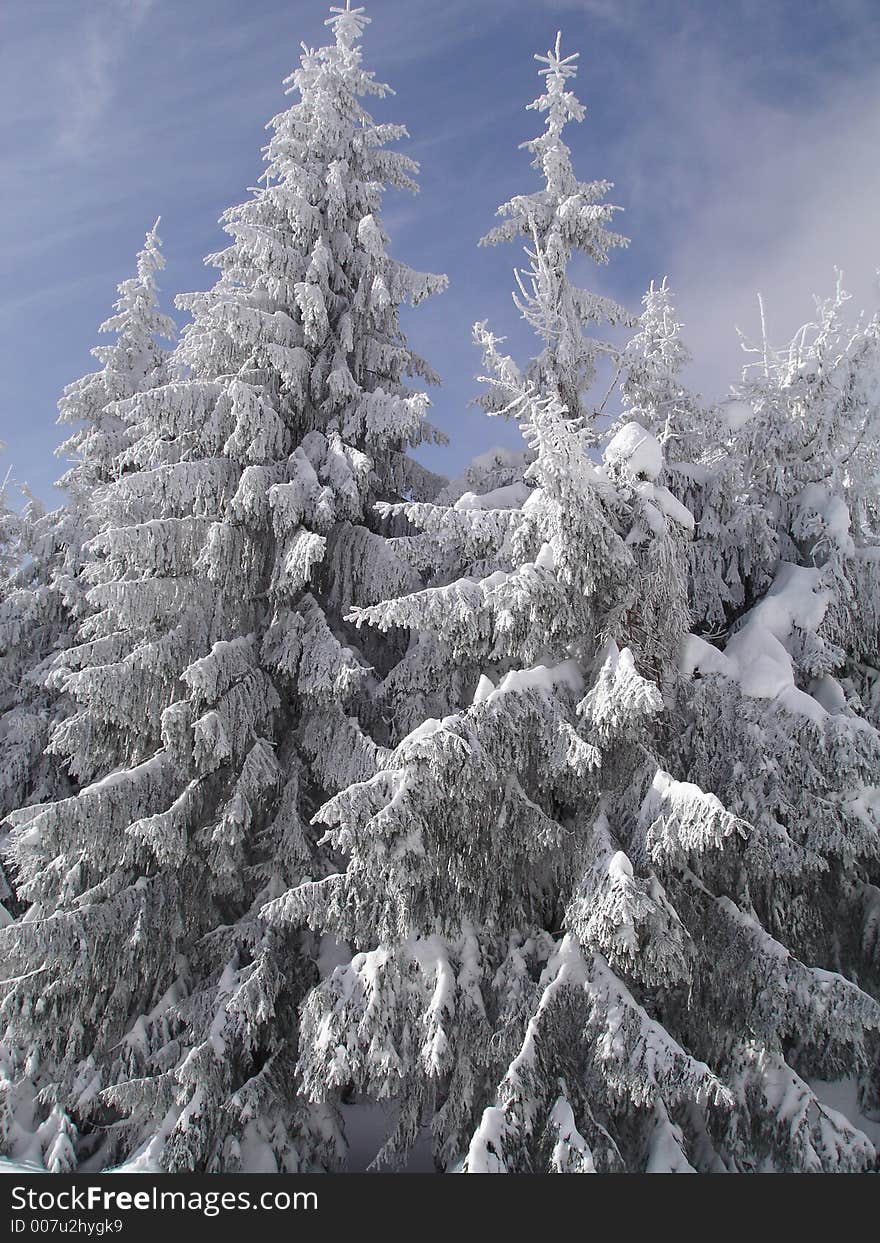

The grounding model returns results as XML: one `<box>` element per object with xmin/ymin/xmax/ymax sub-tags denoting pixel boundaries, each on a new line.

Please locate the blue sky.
<box><xmin>1</xmin><ymin>0</ymin><xmax>879</xmax><ymax>502</ymax></box>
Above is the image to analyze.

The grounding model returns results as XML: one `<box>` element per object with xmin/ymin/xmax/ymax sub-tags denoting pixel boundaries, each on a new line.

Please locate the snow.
<box><xmin>107</xmin><ymin>1144</ymin><xmax>163</xmax><ymax>1175</ymax></box>
<box><xmin>238</xmin><ymin>1123</ymin><xmax>279</xmax><ymax>1173</ymax></box>
<box><xmin>399</xmin><ymin>716</ymin><xmax>445</xmax><ymax>746</ymax></box>
<box><xmin>453</xmin><ymin>482</ymin><xmax>531</xmax><ymax>511</ymax></box>
<box><xmin>775</xmin><ymin>685</ymin><xmax>828</xmax><ymax>723</ymax></box>
<box><xmin>607</xmin><ymin>850</ymin><xmax>634</xmax><ymax>881</ymax></box>
<box><xmin>809</xmin><ymin>1078</ymin><xmax>880</xmax><ymax>1148</ymax></box>
<box><xmin>727</xmin><ymin>627</ymin><xmax>797</xmax><ymax>699</ymax></box>
<box><xmin>724</xmin><ymin>564</ymin><xmax>825</xmax><ymax>700</ymax></box>
<box><xmin>636</xmin><ymin>481</ymin><xmax>695</xmax><ymax>532</ymax></box>
<box><xmin>488</xmin><ymin>660</ymin><xmax>584</xmax><ymax>702</ymax></box>
<box><xmin>604</xmin><ymin>422</ymin><xmax>663</xmax><ymax>480</ymax></box>
<box><xmin>103</xmin><ymin>1105</ymin><xmax>188</xmax><ymax>1174</ymax></box>
<box><xmin>649</xmin><ymin>484</ymin><xmax>695</xmax><ymax>531</ymax></box>
<box><xmin>534</xmin><ymin>541</ymin><xmax>556</xmax><ymax>569</ymax></box>
<box><xmin>750</xmin><ymin>562</ymin><xmax>828</xmax><ymax>635</ymax></box>
<box><xmin>679</xmin><ymin>634</ymin><xmax>735</xmax><ymax>680</ymax></box>
<box><xmin>794</xmin><ymin>484</ymin><xmax>853</xmax><ymax>552</ymax></box>
<box><xmin>463</xmin><ymin>1106</ymin><xmax>509</xmax><ymax>1174</ymax></box>
<box><xmin>472</xmin><ymin>674</ymin><xmax>495</xmax><ymax>704</ymax></box>
<box><xmin>811</xmin><ymin>675</ymin><xmax>847</xmax><ymax>713</ymax></box>
<box><xmin>684</xmin><ymin>562</ymin><xmax>835</xmax><ymax>721</ymax></box>
<box><xmin>548</xmin><ymin>1096</ymin><xmax>596</xmax><ymax>1173</ymax></box>
<box><xmin>640</xmin><ymin>768</ymin><xmax>738</xmax><ymax>859</ymax></box>
<box><xmin>846</xmin><ymin>785</ymin><xmax>880</xmax><ymax>832</ymax></box>
<box><xmin>0</xmin><ymin>1157</ymin><xmax>45</xmax><ymax>1175</ymax></box>
<box><xmin>645</xmin><ymin>1103</ymin><xmax>696</xmax><ymax>1173</ymax></box>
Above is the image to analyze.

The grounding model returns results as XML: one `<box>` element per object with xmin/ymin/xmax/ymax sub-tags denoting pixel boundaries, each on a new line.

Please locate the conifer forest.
<box><xmin>1</xmin><ymin>1</ymin><xmax>879</xmax><ymax>1177</ymax></box>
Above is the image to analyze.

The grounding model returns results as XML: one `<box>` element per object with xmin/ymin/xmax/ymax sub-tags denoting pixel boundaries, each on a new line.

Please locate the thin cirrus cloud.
<box><xmin>0</xmin><ymin>0</ymin><xmax>878</xmax><ymax>501</ymax></box>
<box><xmin>58</xmin><ymin>0</ymin><xmax>159</xmax><ymax>156</ymax></box>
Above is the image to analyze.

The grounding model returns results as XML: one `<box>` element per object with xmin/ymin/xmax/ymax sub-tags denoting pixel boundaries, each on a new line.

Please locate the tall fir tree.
<box><xmin>53</xmin><ymin>219</ymin><xmax>177</xmax><ymax>617</ymax></box>
<box><xmin>667</xmin><ymin>276</ymin><xmax>880</xmax><ymax>1135</ymax></box>
<box><xmin>0</xmin><ymin>463</ymin><xmax>17</xmax><ymax>584</ymax></box>
<box><xmin>478</xmin><ymin>32</ymin><xmax>631</xmax><ymax>429</ymax></box>
<box><xmin>0</xmin><ymin>488</ymin><xmax>74</xmax><ymax>825</ymax></box>
<box><xmin>0</xmin><ymin>226</ymin><xmax>176</xmax><ymax>1167</ymax></box>
<box><xmin>0</xmin><ymin>225</ymin><xmax>175</xmax><ymax>835</ymax></box>
<box><xmin>0</xmin><ymin>2</ymin><xmax>445</xmax><ymax>1174</ymax></box>
<box><xmin>283</xmin><ymin>39</ymin><xmax>880</xmax><ymax>1173</ymax></box>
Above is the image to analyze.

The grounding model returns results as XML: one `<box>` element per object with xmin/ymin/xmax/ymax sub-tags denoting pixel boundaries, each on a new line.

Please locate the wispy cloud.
<box><xmin>57</xmin><ymin>0</ymin><xmax>157</xmax><ymax>156</ymax></box>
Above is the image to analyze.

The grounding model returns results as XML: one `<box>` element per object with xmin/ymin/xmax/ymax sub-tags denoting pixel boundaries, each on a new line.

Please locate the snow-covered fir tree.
<box><xmin>613</xmin><ymin>278</ymin><xmax>776</xmax><ymax>633</ymax></box>
<box><xmin>0</xmin><ymin>224</ymin><xmax>175</xmax><ymax>847</ymax></box>
<box><xmin>279</xmin><ymin>40</ymin><xmax>880</xmax><ymax>1173</ymax></box>
<box><xmin>0</xmin><ymin>1</ymin><xmax>445</xmax><ymax>1174</ymax></box>
<box><xmin>53</xmin><ymin>219</ymin><xmax>177</xmax><ymax>617</ymax></box>
<box><xmin>667</xmin><ymin>277</ymin><xmax>880</xmax><ymax>1132</ymax></box>
<box><xmin>0</xmin><ymin>463</ymin><xmax>17</xmax><ymax>585</ymax></box>
<box><xmin>366</xmin><ymin>28</ymin><xmax>639</xmax><ymax>742</ymax></box>
<box><xmin>478</xmin><ymin>32</ymin><xmax>631</xmax><ymax>430</ymax></box>
<box><xmin>0</xmin><ymin>488</ymin><xmax>73</xmax><ymax>828</ymax></box>
<box><xmin>0</xmin><ymin>226</ymin><xmax>176</xmax><ymax>1165</ymax></box>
